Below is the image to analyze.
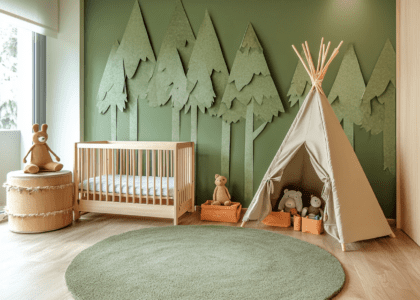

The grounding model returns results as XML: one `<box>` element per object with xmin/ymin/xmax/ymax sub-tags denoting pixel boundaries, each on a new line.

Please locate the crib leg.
<box><xmin>241</xmin><ymin>221</ymin><xmax>246</xmax><ymax>228</ymax></box>
<box><xmin>173</xmin><ymin>217</ymin><xmax>178</xmax><ymax>226</ymax></box>
<box><xmin>341</xmin><ymin>243</ymin><xmax>346</xmax><ymax>252</ymax></box>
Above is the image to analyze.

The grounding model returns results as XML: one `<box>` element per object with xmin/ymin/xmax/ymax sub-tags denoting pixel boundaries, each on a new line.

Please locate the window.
<box><xmin>0</xmin><ymin>20</ymin><xmax>32</xmax><ymax>130</ymax></box>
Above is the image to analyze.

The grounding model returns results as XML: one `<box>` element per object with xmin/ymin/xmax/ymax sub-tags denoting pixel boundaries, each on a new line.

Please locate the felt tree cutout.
<box><xmin>97</xmin><ymin>41</ymin><xmax>128</xmax><ymax>141</ymax></box>
<box><xmin>361</xmin><ymin>39</ymin><xmax>396</xmax><ymax>174</ymax></box>
<box><xmin>220</xmin><ymin>23</ymin><xmax>284</xmax><ymax>202</ymax></box>
<box><xmin>147</xmin><ymin>0</ymin><xmax>195</xmax><ymax>141</ymax></box>
<box><xmin>287</xmin><ymin>50</ymin><xmax>312</xmax><ymax>108</ymax></box>
<box><xmin>184</xmin><ymin>10</ymin><xmax>229</xmax><ymax>177</ymax></box>
<box><xmin>118</xmin><ymin>0</ymin><xmax>156</xmax><ymax>141</ymax></box>
<box><xmin>328</xmin><ymin>44</ymin><xmax>365</xmax><ymax>148</ymax></box>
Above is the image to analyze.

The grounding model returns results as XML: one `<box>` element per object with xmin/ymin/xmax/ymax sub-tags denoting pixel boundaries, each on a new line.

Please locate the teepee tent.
<box><xmin>241</xmin><ymin>39</ymin><xmax>394</xmax><ymax>251</ymax></box>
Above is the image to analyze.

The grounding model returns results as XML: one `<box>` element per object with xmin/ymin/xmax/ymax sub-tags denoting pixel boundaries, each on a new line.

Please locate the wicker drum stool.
<box><xmin>4</xmin><ymin>170</ymin><xmax>73</xmax><ymax>233</ymax></box>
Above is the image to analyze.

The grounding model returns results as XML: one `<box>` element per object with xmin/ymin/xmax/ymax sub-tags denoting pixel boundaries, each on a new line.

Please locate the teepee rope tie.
<box><xmin>4</xmin><ymin>206</ymin><xmax>73</xmax><ymax>218</ymax></box>
<box><xmin>3</xmin><ymin>182</ymin><xmax>74</xmax><ymax>194</ymax></box>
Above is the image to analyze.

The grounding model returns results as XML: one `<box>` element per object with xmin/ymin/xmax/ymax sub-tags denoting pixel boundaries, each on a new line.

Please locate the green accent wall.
<box><xmin>84</xmin><ymin>0</ymin><xmax>396</xmax><ymax>218</ymax></box>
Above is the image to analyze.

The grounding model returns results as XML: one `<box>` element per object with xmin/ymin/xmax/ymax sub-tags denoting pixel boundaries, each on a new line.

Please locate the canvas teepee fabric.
<box><xmin>242</xmin><ymin>39</ymin><xmax>393</xmax><ymax>246</ymax></box>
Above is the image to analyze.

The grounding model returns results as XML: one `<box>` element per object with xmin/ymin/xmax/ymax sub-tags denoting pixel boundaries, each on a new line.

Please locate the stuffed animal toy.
<box><xmin>277</xmin><ymin>189</ymin><xmax>303</xmax><ymax>213</ymax></box>
<box><xmin>302</xmin><ymin>195</ymin><xmax>328</xmax><ymax>221</ymax></box>
<box><xmin>211</xmin><ymin>174</ymin><xmax>231</xmax><ymax>206</ymax></box>
<box><xmin>23</xmin><ymin>124</ymin><xmax>63</xmax><ymax>174</ymax></box>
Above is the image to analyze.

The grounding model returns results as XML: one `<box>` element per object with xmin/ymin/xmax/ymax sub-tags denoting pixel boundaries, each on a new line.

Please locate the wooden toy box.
<box><xmin>201</xmin><ymin>200</ymin><xmax>241</xmax><ymax>223</ymax></box>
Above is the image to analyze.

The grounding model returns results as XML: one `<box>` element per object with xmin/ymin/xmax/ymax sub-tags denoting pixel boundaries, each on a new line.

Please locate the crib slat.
<box><xmin>174</xmin><ymin>147</ymin><xmax>178</xmax><ymax>225</ymax></box>
<box><xmin>159</xmin><ymin>150</ymin><xmax>163</xmax><ymax>205</ymax></box>
<box><xmin>93</xmin><ymin>149</ymin><xmax>97</xmax><ymax>201</ymax></box>
<box><xmin>119</xmin><ymin>149</ymin><xmax>122</xmax><ymax>202</ymax></box>
<box><xmin>139</xmin><ymin>150</ymin><xmax>142</xmax><ymax>204</ymax></box>
<box><xmin>191</xmin><ymin>145</ymin><xmax>195</xmax><ymax>212</ymax></box>
<box><xmin>80</xmin><ymin>148</ymin><xmax>84</xmax><ymax>201</ymax></box>
<box><xmin>132</xmin><ymin>150</ymin><xmax>135</xmax><ymax>204</ymax></box>
<box><xmin>112</xmin><ymin>149</ymin><xmax>115</xmax><ymax>202</ymax></box>
<box><xmin>152</xmin><ymin>150</ymin><xmax>156</xmax><ymax>205</ymax></box>
<box><xmin>146</xmin><ymin>150</ymin><xmax>149</xmax><ymax>204</ymax></box>
<box><xmin>171</xmin><ymin>151</ymin><xmax>175</xmax><ymax>177</ymax></box>
<box><xmin>166</xmin><ymin>150</ymin><xmax>169</xmax><ymax>205</ymax></box>
<box><xmin>99</xmin><ymin>149</ymin><xmax>102</xmax><ymax>201</ymax></box>
<box><xmin>87</xmin><ymin>148</ymin><xmax>90</xmax><ymax>201</ymax></box>
<box><xmin>126</xmin><ymin>149</ymin><xmax>129</xmax><ymax>202</ymax></box>
<box><xmin>105</xmin><ymin>149</ymin><xmax>108</xmax><ymax>201</ymax></box>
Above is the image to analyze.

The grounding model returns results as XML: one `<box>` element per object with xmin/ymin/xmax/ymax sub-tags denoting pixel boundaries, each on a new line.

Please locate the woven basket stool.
<box><xmin>4</xmin><ymin>170</ymin><xmax>73</xmax><ymax>233</ymax></box>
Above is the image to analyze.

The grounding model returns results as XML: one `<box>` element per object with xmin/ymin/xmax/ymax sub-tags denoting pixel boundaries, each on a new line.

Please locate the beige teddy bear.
<box><xmin>23</xmin><ymin>124</ymin><xmax>63</xmax><ymax>174</ymax></box>
<box><xmin>211</xmin><ymin>174</ymin><xmax>231</xmax><ymax>206</ymax></box>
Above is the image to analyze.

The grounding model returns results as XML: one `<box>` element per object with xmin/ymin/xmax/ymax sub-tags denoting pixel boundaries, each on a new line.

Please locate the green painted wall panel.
<box><xmin>84</xmin><ymin>0</ymin><xmax>396</xmax><ymax>218</ymax></box>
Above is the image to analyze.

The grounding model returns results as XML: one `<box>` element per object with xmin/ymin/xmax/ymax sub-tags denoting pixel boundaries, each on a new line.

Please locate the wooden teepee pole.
<box><xmin>291</xmin><ymin>38</ymin><xmax>343</xmax><ymax>94</ymax></box>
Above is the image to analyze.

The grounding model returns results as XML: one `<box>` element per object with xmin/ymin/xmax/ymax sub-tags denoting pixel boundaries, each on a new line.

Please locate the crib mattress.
<box><xmin>80</xmin><ymin>175</ymin><xmax>174</xmax><ymax>197</ymax></box>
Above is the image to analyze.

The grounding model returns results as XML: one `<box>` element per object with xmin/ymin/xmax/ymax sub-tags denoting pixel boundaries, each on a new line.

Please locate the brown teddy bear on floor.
<box><xmin>23</xmin><ymin>124</ymin><xmax>63</xmax><ymax>174</ymax></box>
<box><xmin>211</xmin><ymin>174</ymin><xmax>232</xmax><ymax>206</ymax></box>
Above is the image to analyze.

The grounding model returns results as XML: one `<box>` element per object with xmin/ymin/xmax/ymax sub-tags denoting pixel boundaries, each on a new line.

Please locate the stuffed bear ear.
<box><xmin>32</xmin><ymin>124</ymin><xmax>39</xmax><ymax>132</ymax></box>
<box><xmin>215</xmin><ymin>174</ymin><xmax>219</xmax><ymax>179</ymax></box>
<box><xmin>41</xmin><ymin>124</ymin><xmax>48</xmax><ymax>133</ymax></box>
<box><xmin>284</xmin><ymin>189</ymin><xmax>288</xmax><ymax>193</ymax></box>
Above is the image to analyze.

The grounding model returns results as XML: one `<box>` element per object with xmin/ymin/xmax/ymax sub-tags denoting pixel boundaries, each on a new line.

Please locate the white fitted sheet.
<box><xmin>80</xmin><ymin>175</ymin><xmax>174</xmax><ymax>197</ymax></box>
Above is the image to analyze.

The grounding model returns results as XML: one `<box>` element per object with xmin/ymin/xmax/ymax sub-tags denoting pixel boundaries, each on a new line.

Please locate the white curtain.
<box><xmin>0</xmin><ymin>0</ymin><xmax>58</xmax><ymax>37</ymax></box>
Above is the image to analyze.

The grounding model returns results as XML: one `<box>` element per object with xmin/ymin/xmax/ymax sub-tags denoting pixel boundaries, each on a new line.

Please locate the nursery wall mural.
<box><xmin>147</xmin><ymin>0</ymin><xmax>195</xmax><ymax>142</ymax></box>
<box><xmin>184</xmin><ymin>9</ymin><xmax>229</xmax><ymax>171</ymax></box>
<box><xmin>96</xmin><ymin>41</ymin><xmax>127</xmax><ymax>141</ymax></box>
<box><xmin>87</xmin><ymin>0</ymin><xmax>396</xmax><ymax>217</ymax></box>
<box><xmin>361</xmin><ymin>39</ymin><xmax>396</xmax><ymax>175</ymax></box>
<box><xmin>219</xmin><ymin>23</ymin><xmax>284</xmax><ymax>202</ymax></box>
<box><xmin>287</xmin><ymin>50</ymin><xmax>312</xmax><ymax>108</ymax></box>
<box><xmin>117</xmin><ymin>0</ymin><xmax>156</xmax><ymax>141</ymax></box>
<box><xmin>328</xmin><ymin>44</ymin><xmax>365</xmax><ymax>148</ymax></box>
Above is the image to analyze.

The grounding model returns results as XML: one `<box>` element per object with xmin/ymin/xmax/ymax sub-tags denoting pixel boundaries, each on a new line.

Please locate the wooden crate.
<box><xmin>201</xmin><ymin>200</ymin><xmax>241</xmax><ymax>223</ymax></box>
<box><xmin>302</xmin><ymin>216</ymin><xmax>324</xmax><ymax>235</ymax></box>
<box><xmin>262</xmin><ymin>211</ymin><xmax>291</xmax><ymax>227</ymax></box>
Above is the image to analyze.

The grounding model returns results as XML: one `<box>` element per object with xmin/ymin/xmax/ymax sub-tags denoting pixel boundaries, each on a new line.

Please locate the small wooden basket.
<box><xmin>293</xmin><ymin>215</ymin><xmax>302</xmax><ymax>231</ymax></box>
<box><xmin>302</xmin><ymin>216</ymin><xmax>324</xmax><ymax>235</ymax></box>
<box><xmin>262</xmin><ymin>211</ymin><xmax>291</xmax><ymax>227</ymax></box>
<box><xmin>201</xmin><ymin>200</ymin><xmax>241</xmax><ymax>223</ymax></box>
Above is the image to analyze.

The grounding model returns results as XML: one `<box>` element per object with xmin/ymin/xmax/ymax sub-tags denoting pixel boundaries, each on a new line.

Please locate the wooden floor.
<box><xmin>0</xmin><ymin>210</ymin><xmax>419</xmax><ymax>300</ymax></box>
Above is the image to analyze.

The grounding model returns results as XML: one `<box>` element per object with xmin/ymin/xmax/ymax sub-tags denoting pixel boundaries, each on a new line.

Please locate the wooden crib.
<box><xmin>73</xmin><ymin>141</ymin><xmax>195</xmax><ymax>225</ymax></box>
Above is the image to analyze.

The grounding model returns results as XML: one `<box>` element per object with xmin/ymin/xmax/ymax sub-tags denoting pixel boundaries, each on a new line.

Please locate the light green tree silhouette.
<box><xmin>118</xmin><ymin>0</ymin><xmax>155</xmax><ymax>141</ymax></box>
<box><xmin>147</xmin><ymin>0</ymin><xmax>195</xmax><ymax>141</ymax></box>
<box><xmin>287</xmin><ymin>50</ymin><xmax>312</xmax><ymax>108</ymax></box>
<box><xmin>220</xmin><ymin>23</ymin><xmax>284</xmax><ymax>202</ymax></box>
<box><xmin>328</xmin><ymin>44</ymin><xmax>365</xmax><ymax>148</ymax></box>
<box><xmin>97</xmin><ymin>41</ymin><xmax>127</xmax><ymax>141</ymax></box>
<box><xmin>361</xmin><ymin>39</ymin><xmax>396</xmax><ymax>174</ymax></box>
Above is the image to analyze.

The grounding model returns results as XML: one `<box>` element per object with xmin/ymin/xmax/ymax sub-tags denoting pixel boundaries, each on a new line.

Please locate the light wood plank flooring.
<box><xmin>0</xmin><ymin>210</ymin><xmax>419</xmax><ymax>300</ymax></box>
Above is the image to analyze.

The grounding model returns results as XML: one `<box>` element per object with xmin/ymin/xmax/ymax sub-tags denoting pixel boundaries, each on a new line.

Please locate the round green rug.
<box><xmin>66</xmin><ymin>226</ymin><xmax>345</xmax><ymax>300</ymax></box>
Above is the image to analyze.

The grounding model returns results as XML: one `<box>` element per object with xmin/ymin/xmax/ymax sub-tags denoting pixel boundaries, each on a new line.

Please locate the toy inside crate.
<box><xmin>201</xmin><ymin>200</ymin><xmax>241</xmax><ymax>223</ymax></box>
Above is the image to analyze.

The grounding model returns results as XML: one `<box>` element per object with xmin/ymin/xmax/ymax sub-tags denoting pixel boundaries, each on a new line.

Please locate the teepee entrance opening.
<box><xmin>270</xmin><ymin>144</ymin><xmax>325</xmax><ymax>210</ymax></box>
